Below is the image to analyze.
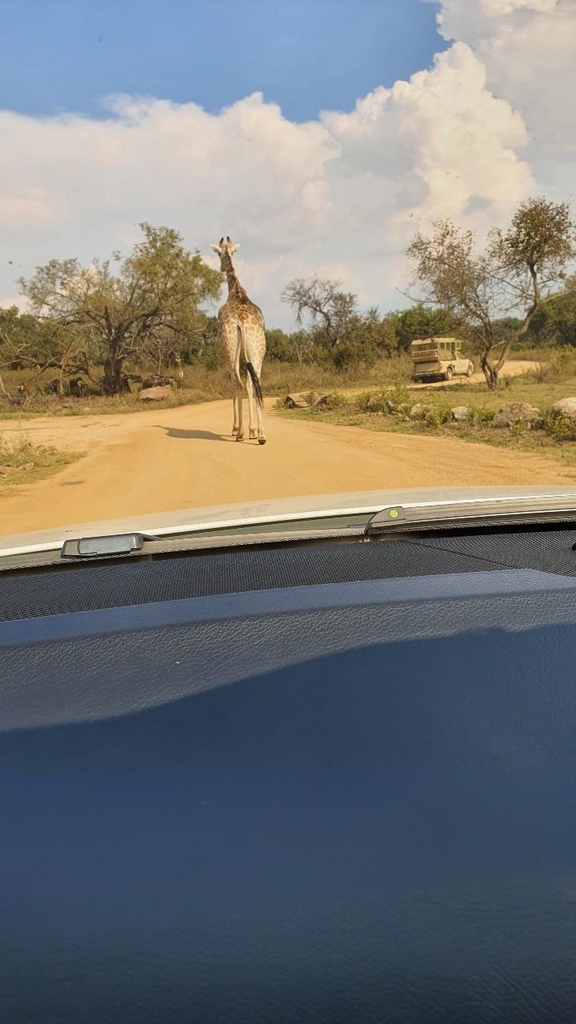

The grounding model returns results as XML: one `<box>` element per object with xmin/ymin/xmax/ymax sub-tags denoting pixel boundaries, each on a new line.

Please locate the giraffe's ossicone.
<box><xmin>211</xmin><ymin>236</ymin><xmax>267</xmax><ymax>445</ymax></box>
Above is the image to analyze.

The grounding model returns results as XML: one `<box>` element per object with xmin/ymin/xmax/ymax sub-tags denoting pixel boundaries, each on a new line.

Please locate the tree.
<box><xmin>0</xmin><ymin>307</ymin><xmax>36</xmax><ymax>397</ymax></box>
<box><xmin>264</xmin><ymin>328</ymin><xmax>321</xmax><ymax>365</ymax></box>
<box><xmin>19</xmin><ymin>224</ymin><xmax>222</xmax><ymax>394</ymax></box>
<box><xmin>264</xmin><ymin>328</ymin><xmax>295</xmax><ymax>363</ymax></box>
<box><xmin>391</xmin><ymin>304</ymin><xmax>459</xmax><ymax>354</ymax></box>
<box><xmin>0</xmin><ymin>306</ymin><xmax>88</xmax><ymax>398</ymax></box>
<box><xmin>281</xmin><ymin>276</ymin><xmax>357</xmax><ymax>352</ymax></box>
<box><xmin>329</xmin><ymin>307</ymin><xmax>396</xmax><ymax>370</ymax></box>
<box><xmin>528</xmin><ymin>275</ymin><xmax>576</xmax><ymax>347</ymax></box>
<box><xmin>281</xmin><ymin>276</ymin><xmax>395</xmax><ymax>370</ymax></box>
<box><xmin>407</xmin><ymin>197</ymin><xmax>576</xmax><ymax>388</ymax></box>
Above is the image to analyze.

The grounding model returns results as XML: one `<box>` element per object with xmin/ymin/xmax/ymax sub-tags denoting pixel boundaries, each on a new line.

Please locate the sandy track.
<box><xmin>407</xmin><ymin>359</ymin><xmax>539</xmax><ymax>390</ymax></box>
<box><xmin>305</xmin><ymin>361</ymin><xmax>539</xmax><ymax>403</ymax></box>
<box><xmin>0</xmin><ymin>386</ymin><xmax>573</xmax><ymax>536</ymax></box>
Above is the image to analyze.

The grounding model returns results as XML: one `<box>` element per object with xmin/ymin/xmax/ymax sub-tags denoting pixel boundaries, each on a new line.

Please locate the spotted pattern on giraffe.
<box><xmin>211</xmin><ymin>236</ymin><xmax>267</xmax><ymax>444</ymax></box>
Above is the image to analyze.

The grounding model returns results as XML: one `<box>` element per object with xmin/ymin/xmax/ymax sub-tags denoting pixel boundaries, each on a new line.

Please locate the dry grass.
<box><xmin>0</xmin><ymin>366</ymin><xmax>231</xmax><ymax>419</ymax></box>
<box><xmin>0</xmin><ymin>357</ymin><xmax>413</xmax><ymax>420</ymax></box>
<box><xmin>261</xmin><ymin>355</ymin><xmax>413</xmax><ymax>394</ymax></box>
<box><xmin>0</xmin><ymin>436</ymin><xmax>80</xmax><ymax>491</ymax></box>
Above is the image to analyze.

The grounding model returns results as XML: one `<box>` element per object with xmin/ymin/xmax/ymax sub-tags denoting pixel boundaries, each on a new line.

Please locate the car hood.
<box><xmin>4</xmin><ymin>484</ymin><xmax>576</xmax><ymax>558</ymax></box>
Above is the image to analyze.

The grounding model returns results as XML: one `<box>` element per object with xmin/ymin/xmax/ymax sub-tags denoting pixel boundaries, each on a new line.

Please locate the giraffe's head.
<box><xmin>210</xmin><ymin>236</ymin><xmax>240</xmax><ymax>272</ymax></box>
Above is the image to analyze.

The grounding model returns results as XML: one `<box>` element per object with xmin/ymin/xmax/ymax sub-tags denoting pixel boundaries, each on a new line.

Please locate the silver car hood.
<box><xmin>4</xmin><ymin>484</ymin><xmax>576</xmax><ymax>558</ymax></box>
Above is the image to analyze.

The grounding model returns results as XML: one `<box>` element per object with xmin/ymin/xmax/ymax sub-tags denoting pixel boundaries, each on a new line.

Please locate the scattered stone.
<box><xmin>284</xmin><ymin>393</ymin><xmax>309</xmax><ymax>409</ymax></box>
<box><xmin>138</xmin><ymin>384</ymin><xmax>173</xmax><ymax>402</ymax></box>
<box><xmin>493</xmin><ymin>402</ymin><xmax>541</xmax><ymax>428</ymax></box>
<box><xmin>410</xmin><ymin>403</ymin><xmax>426</xmax><ymax>419</ymax></box>
<box><xmin>451</xmin><ymin>406</ymin><xmax>471</xmax><ymax>422</ymax></box>
<box><xmin>550</xmin><ymin>397</ymin><xmax>576</xmax><ymax>420</ymax></box>
<box><xmin>362</xmin><ymin>395</ymin><xmax>384</xmax><ymax>413</ymax></box>
<box><xmin>314</xmin><ymin>394</ymin><xmax>334</xmax><ymax>409</ymax></box>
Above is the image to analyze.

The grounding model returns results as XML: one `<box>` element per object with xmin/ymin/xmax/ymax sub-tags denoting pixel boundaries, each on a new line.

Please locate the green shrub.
<box><xmin>312</xmin><ymin>392</ymin><xmax>349</xmax><ymax>411</ymax></box>
<box><xmin>526</xmin><ymin>347</ymin><xmax>576</xmax><ymax>384</ymax></box>
<box><xmin>355</xmin><ymin>391</ymin><xmax>389</xmax><ymax>413</ymax></box>
<box><xmin>0</xmin><ymin>437</ymin><xmax>75</xmax><ymax>482</ymax></box>
<box><xmin>543</xmin><ymin>413</ymin><xmax>576</xmax><ymax>440</ymax></box>
<box><xmin>387</xmin><ymin>383</ymin><xmax>411</xmax><ymax>408</ymax></box>
<box><xmin>472</xmin><ymin>406</ymin><xmax>496</xmax><ymax>424</ymax></box>
<box><xmin>424</xmin><ymin>404</ymin><xmax>452</xmax><ymax>427</ymax></box>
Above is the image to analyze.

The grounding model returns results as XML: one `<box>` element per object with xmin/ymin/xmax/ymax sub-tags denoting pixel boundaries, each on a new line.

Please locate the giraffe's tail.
<box><xmin>245</xmin><ymin>361</ymin><xmax>263</xmax><ymax>408</ymax></box>
<box><xmin>237</xmin><ymin>324</ymin><xmax>263</xmax><ymax>408</ymax></box>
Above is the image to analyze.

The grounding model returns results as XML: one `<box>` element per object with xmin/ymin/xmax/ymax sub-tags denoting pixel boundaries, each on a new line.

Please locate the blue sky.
<box><xmin>0</xmin><ymin>0</ymin><xmax>570</xmax><ymax>327</ymax></box>
<box><xmin>0</xmin><ymin>0</ymin><xmax>445</xmax><ymax>121</ymax></box>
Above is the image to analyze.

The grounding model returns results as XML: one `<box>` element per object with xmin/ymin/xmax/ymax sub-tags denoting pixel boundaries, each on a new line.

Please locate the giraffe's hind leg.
<box><xmin>244</xmin><ymin>357</ymin><xmax>266</xmax><ymax>444</ymax></box>
<box><xmin>253</xmin><ymin>368</ymin><xmax>266</xmax><ymax>445</ymax></box>
<box><xmin>229</xmin><ymin>376</ymin><xmax>244</xmax><ymax>440</ymax></box>
<box><xmin>255</xmin><ymin>401</ymin><xmax>266</xmax><ymax>444</ymax></box>
<box><xmin>235</xmin><ymin>386</ymin><xmax>244</xmax><ymax>441</ymax></box>
<box><xmin>245</xmin><ymin>375</ymin><xmax>257</xmax><ymax>439</ymax></box>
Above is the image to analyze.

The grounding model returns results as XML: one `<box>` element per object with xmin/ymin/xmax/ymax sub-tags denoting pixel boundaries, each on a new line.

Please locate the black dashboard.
<box><xmin>2</xmin><ymin>527</ymin><xmax>576</xmax><ymax>1022</ymax></box>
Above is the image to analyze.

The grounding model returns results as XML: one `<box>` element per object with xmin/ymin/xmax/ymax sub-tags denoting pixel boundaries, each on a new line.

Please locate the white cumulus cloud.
<box><xmin>1</xmin><ymin>0</ymin><xmax>575</xmax><ymax>325</ymax></box>
<box><xmin>437</xmin><ymin>0</ymin><xmax>576</xmax><ymax>195</ymax></box>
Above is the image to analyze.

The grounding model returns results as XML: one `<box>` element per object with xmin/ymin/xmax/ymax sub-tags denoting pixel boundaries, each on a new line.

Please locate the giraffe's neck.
<box><xmin>226</xmin><ymin>268</ymin><xmax>248</xmax><ymax>302</ymax></box>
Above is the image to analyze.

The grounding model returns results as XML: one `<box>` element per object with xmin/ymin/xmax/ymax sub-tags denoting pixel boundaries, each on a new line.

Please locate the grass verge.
<box><xmin>0</xmin><ymin>358</ymin><xmax>413</xmax><ymax>420</ymax></box>
<box><xmin>277</xmin><ymin>372</ymin><xmax>576</xmax><ymax>474</ymax></box>
<box><xmin>0</xmin><ymin>437</ymin><xmax>81</xmax><ymax>491</ymax></box>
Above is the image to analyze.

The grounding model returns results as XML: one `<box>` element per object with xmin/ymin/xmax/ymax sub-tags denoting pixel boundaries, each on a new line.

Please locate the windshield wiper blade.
<box><xmin>61</xmin><ymin>533</ymin><xmax>151</xmax><ymax>559</ymax></box>
<box><xmin>58</xmin><ymin>519</ymin><xmax>368</xmax><ymax>562</ymax></box>
<box><xmin>365</xmin><ymin>496</ymin><xmax>576</xmax><ymax>535</ymax></box>
<box><xmin>33</xmin><ymin>495</ymin><xmax>576</xmax><ymax>567</ymax></box>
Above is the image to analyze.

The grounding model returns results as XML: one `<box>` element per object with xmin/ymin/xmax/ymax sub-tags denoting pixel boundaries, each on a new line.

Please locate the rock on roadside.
<box><xmin>314</xmin><ymin>395</ymin><xmax>334</xmax><ymax>409</ymax></box>
<box><xmin>451</xmin><ymin>406</ymin><xmax>470</xmax><ymax>422</ymax></box>
<box><xmin>410</xmin><ymin>403</ymin><xmax>426</xmax><ymax>420</ymax></box>
<box><xmin>493</xmin><ymin>402</ymin><xmax>541</xmax><ymax>428</ymax></box>
<box><xmin>138</xmin><ymin>385</ymin><xmax>173</xmax><ymax>402</ymax></box>
<box><xmin>284</xmin><ymin>394</ymin><xmax>310</xmax><ymax>409</ymax></box>
<box><xmin>550</xmin><ymin>397</ymin><xmax>576</xmax><ymax>421</ymax></box>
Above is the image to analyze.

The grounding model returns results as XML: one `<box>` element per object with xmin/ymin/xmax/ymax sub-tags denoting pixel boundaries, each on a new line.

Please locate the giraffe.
<box><xmin>210</xmin><ymin>236</ymin><xmax>267</xmax><ymax>444</ymax></box>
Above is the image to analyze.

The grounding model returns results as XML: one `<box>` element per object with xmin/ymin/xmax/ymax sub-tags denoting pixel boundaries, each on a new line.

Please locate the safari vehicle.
<box><xmin>411</xmin><ymin>336</ymin><xmax>474</xmax><ymax>381</ymax></box>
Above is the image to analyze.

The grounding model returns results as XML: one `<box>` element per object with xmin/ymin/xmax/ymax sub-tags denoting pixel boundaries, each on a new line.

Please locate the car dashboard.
<box><xmin>1</xmin><ymin>525</ymin><xmax>576</xmax><ymax>1022</ymax></box>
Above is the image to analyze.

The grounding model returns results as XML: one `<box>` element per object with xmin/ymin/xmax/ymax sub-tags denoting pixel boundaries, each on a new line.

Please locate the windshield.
<box><xmin>1</xmin><ymin>0</ymin><xmax>576</xmax><ymax>542</ymax></box>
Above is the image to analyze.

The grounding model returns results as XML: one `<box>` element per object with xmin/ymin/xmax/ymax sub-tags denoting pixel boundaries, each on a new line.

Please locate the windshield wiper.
<box><xmin>6</xmin><ymin>493</ymin><xmax>576</xmax><ymax>572</ymax></box>
<box><xmin>365</xmin><ymin>496</ymin><xmax>576</xmax><ymax>535</ymax></box>
<box><xmin>61</xmin><ymin>533</ymin><xmax>151</xmax><ymax>558</ymax></box>
<box><xmin>57</xmin><ymin>519</ymin><xmax>368</xmax><ymax>563</ymax></box>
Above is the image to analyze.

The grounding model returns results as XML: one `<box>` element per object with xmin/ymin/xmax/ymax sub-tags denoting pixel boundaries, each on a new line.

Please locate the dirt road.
<box><xmin>407</xmin><ymin>359</ymin><xmax>538</xmax><ymax>390</ymax></box>
<box><xmin>317</xmin><ymin>361</ymin><xmax>539</xmax><ymax>403</ymax></box>
<box><xmin>0</xmin><ymin>387</ymin><xmax>573</xmax><ymax>536</ymax></box>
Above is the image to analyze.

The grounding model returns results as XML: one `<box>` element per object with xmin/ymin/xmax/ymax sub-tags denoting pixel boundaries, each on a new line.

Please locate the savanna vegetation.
<box><xmin>0</xmin><ymin>197</ymin><xmax>575</xmax><ymax>419</ymax></box>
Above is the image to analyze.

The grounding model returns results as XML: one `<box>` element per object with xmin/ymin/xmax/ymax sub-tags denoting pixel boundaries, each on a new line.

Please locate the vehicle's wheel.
<box><xmin>444</xmin><ymin>367</ymin><xmax>453</xmax><ymax>381</ymax></box>
<box><xmin>466</xmin><ymin>362</ymin><xmax>474</xmax><ymax>377</ymax></box>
